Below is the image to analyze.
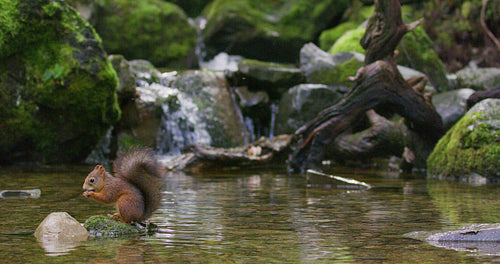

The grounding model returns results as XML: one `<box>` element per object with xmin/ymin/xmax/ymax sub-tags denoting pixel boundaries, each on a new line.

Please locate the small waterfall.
<box><xmin>269</xmin><ymin>103</ymin><xmax>278</xmax><ymax>139</ymax></box>
<box><xmin>135</xmin><ymin>72</ymin><xmax>212</xmax><ymax>158</ymax></box>
<box><xmin>156</xmin><ymin>89</ymin><xmax>212</xmax><ymax>157</ymax></box>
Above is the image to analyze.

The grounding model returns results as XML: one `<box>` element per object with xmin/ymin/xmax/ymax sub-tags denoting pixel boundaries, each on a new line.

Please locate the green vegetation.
<box><xmin>427</xmin><ymin>100</ymin><xmax>500</xmax><ymax>179</ymax></box>
<box><xmin>94</xmin><ymin>0</ymin><xmax>197</xmax><ymax>67</ymax></box>
<box><xmin>84</xmin><ymin>215</ymin><xmax>139</xmax><ymax>238</ymax></box>
<box><xmin>0</xmin><ymin>0</ymin><xmax>120</xmax><ymax>164</ymax></box>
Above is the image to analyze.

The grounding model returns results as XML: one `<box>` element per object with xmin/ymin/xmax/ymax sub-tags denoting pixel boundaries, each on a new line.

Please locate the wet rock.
<box><xmin>89</xmin><ymin>0</ymin><xmax>197</xmax><ymax>68</ymax></box>
<box><xmin>83</xmin><ymin>215</ymin><xmax>141</xmax><ymax>238</ymax></box>
<box><xmin>169</xmin><ymin>70</ymin><xmax>252</xmax><ymax>148</ymax></box>
<box><xmin>427</xmin><ymin>99</ymin><xmax>500</xmax><ymax>182</ymax></box>
<box><xmin>35</xmin><ymin>212</ymin><xmax>89</xmax><ymax>241</ymax></box>
<box><xmin>455</xmin><ymin>66</ymin><xmax>500</xmax><ymax>91</ymax></box>
<box><xmin>0</xmin><ymin>189</ymin><xmax>41</xmax><ymax>199</ymax></box>
<box><xmin>275</xmin><ymin>84</ymin><xmax>346</xmax><ymax>135</ymax></box>
<box><xmin>432</xmin><ymin>88</ymin><xmax>475</xmax><ymax>130</ymax></box>
<box><xmin>232</xmin><ymin>59</ymin><xmax>305</xmax><ymax>99</ymax></box>
<box><xmin>300</xmin><ymin>44</ymin><xmax>428</xmax><ymax>89</ymax></box>
<box><xmin>233</xmin><ymin>87</ymin><xmax>271</xmax><ymax>140</ymax></box>
<box><xmin>404</xmin><ymin>223</ymin><xmax>500</xmax><ymax>256</ymax></box>
<box><xmin>0</xmin><ymin>0</ymin><xmax>120</xmax><ymax>164</ymax></box>
<box><xmin>201</xmin><ymin>0</ymin><xmax>351</xmax><ymax>63</ymax></box>
<box><xmin>300</xmin><ymin>43</ymin><xmax>364</xmax><ymax>86</ymax></box>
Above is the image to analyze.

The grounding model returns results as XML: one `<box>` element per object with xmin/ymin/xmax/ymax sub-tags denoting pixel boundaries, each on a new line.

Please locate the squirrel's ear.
<box><xmin>94</xmin><ymin>165</ymin><xmax>105</xmax><ymax>174</ymax></box>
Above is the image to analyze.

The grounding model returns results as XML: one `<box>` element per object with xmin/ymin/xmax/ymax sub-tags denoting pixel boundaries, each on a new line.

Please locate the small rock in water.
<box><xmin>0</xmin><ymin>189</ymin><xmax>41</xmax><ymax>199</ymax></box>
<box><xmin>34</xmin><ymin>212</ymin><xmax>89</xmax><ymax>256</ymax></box>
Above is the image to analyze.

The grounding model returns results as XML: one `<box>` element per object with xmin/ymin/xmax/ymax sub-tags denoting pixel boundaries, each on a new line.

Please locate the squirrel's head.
<box><xmin>83</xmin><ymin>165</ymin><xmax>107</xmax><ymax>192</ymax></box>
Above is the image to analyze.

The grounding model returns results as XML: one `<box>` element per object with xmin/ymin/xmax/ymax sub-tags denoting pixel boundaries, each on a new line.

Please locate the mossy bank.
<box><xmin>0</xmin><ymin>0</ymin><xmax>120</xmax><ymax>164</ymax></box>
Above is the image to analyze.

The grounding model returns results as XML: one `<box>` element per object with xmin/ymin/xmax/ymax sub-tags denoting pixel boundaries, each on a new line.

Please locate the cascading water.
<box><xmin>135</xmin><ymin>71</ymin><xmax>212</xmax><ymax>158</ymax></box>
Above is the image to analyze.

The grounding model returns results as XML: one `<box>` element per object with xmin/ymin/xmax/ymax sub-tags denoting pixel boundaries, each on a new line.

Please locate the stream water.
<box><xmin>0</xmin><ymin>165</ymin><xmax>499</xmax><ymax>263</ymax></box>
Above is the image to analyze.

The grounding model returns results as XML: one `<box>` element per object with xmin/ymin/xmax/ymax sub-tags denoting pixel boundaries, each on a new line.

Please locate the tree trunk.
<box><xmin>288</xmin><ymin>0</ymin><xmax>444</xmax><ymax>173</ymax></box>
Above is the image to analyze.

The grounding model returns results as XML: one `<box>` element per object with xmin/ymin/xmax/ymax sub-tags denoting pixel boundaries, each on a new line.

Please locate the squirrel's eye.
<box><xmin>90</xmin><ymin>178</ymin><xmax>95</xmax><ymax>183</ymax></box>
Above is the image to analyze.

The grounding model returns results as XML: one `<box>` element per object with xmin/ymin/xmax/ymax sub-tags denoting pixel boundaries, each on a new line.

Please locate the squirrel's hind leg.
<box><xmin>116</xmin><ymin>195</ymin><xmax>145</xmax><ymax>224</ymax></box>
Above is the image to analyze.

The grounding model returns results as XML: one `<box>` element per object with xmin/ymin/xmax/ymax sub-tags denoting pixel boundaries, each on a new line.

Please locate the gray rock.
<box><xmin>300</xmin><ymin>43</ymin><xmax>430</xmax><ymax>89</ymax></box>
<box><xmin>234</xmin><ymin>59</ymin><xmax>305</xmax><ymax>99</ymax></box>
<box><xmin>404</xmin><ymin>223</ymin><xmax>500</xmax><ymax>256</ymax></box>
<box><xmin>456</xmin><ymin>65</ymin><xmax>500</xmax><ymax>90</ymax></box>
<box><xmin>275</xmin><ymin>84</ymin><xmax>346</xmax><ymax>135</ymax></box>
<box><xmin>432</xmin><ymin>88</ymin><xmax>475</xmax><ymax>130</ymax></box>
<box><xmin>35</xmin><ymin>212</ymin><xmax>88</xmax><ymax>242</ymax></box>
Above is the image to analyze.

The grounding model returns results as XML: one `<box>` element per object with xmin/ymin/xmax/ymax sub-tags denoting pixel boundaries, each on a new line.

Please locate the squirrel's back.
<box><xmin>113</xmin><ymin>148</ymin><xmax>163</xmax><ymax>221</ymax></box>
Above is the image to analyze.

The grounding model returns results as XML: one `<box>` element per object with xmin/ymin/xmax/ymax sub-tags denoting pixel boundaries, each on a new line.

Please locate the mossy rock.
<box><xmin>328</xmin><ymin>25</ymin><xmax>449</xmax><ymax>91</ymax></box>
<box><xmin>427</xmin><ymin>99</ymin><xmax>500</xmax><ymax>182</ymax></box>
<box><xmin>201</xmin><ymin>0</ymin><xmax>351</xmax><ymax>63</ymax></box>
<box><xmin>91</xmin><ymin>0</ymin><xmax>197</xmax><ymax>68</ymax></box>
<box><xmin>0</xmin><ymin>0</ymin><xmax>120</xmax><ymax>164</ymax></box>
<box><xmin>301</xmin><ymin>43</ymin><xmax>364</xmax><ymax>87</ymax></box>
<box><xmin>319</xmin><ymin>22</ymin><xmax>359</xmax><ymax>51</ymax></box>
<box><xmin>84</xmin><ymin>215</ymin><xmax>146</xmax><ymax>238</ymax></box>
<box><xmin>234</xmin><ymin>59</ymin><xmax>305</xmax><ymax>99</ymax></box>
<box><xmin>328</xmin><ymin>26</ymin><xmax>366</xmax><ymax>55</ymax></box>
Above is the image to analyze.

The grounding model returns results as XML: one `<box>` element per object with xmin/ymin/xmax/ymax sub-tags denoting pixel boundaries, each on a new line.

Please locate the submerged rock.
<box><xmin>404</xmin><ymin>223</ymin><xmax>500</xmax><ymax>256</ymax></box>
<box><xmin>0</xmin><ymin>0</ymin><xmax>120</xmax><ymax>164</ymax></box>
<box><xmin>427</xmin><ymin>99</ymin><xmax>500</xmax><ymax>182</ymax></box>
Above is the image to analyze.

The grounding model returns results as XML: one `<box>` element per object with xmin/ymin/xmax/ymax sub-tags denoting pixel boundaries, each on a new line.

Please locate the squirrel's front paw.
<box><xmin>83</xmin><ymin>191</ymin><xmax>93</xmax><ymax>197</ymax></box>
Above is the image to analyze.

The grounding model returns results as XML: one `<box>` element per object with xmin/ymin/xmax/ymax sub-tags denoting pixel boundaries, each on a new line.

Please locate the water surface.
<box><xmin>0</xmin><ymin>165</ymin><xmax>499</xmax><ymax>263</ymax></box>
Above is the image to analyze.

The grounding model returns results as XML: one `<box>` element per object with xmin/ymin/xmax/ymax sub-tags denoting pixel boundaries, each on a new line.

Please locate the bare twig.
<box><xmin>481</xmin><ymin>0</ymin><xmax>500</xmax><ymax>52</ymax></box>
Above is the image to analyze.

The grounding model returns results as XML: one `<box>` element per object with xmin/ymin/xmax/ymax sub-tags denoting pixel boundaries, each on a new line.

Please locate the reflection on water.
<box><xmin>0</xmin><ymin>165</ymin><xmax>499</xmax><ymax>263</ymax></box>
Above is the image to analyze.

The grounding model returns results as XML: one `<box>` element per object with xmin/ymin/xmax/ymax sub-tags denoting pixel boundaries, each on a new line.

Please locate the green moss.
<box><xmin>96</xmin><ymin>0</ymin><xmax>196</xmax><ymax>67</ymax></box>
<box><xmin>328</xmin><ymin>27</ymin><xmax>366</xmax><ymax>55</ymax></box>
<box><xmin>397</xmin><ymin>26</ymin><xmax>449</xmax><ymax>90</ymax></box>
<box><xmin>0</xmin><ymin>0</ymin><xmax>21</xmax><ymax>53</ymax></box>
<box><xmin>84</xmin><ymin>215</ymin><xmax>139</xmax><ymax>238</ymax></box>
<box><xmin>319</xmin><ymin>22</ymin><xmax>358</xmax><ymax>51</ymax></box>
<box><xmin>0</xmin><ymin>0</ymin><xmax>121</xmax><ymax>163</ymax></box>
<box><xmin>428</xmin><ymin>111</ymin><xmax>500</xmax><ymax>178</ymax></box>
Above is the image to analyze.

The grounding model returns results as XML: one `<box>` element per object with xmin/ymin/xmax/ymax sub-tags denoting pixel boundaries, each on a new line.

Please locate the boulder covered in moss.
<box><xmin>0</xmin><ymin>0</ymin><xmax>120</xmax><ymax>164</ymax></box>
<box><xmin>328</xmin><ymin>25</ymin><xmax>449</xmax><ymax>91</ymax></box>
<box><xmin>427</xmin><ymin>99</ymin><xmax>500</xmax><ymax>183</ymax></box>
<box><xmin>90</xmin><ymin>0</ymin><xmax>197</xmax><ymax>68</ymax></box>
<box><xmin>201</xmin><ymin>0</ymin><xmax>351</xmax><ymax>63</ymax></box>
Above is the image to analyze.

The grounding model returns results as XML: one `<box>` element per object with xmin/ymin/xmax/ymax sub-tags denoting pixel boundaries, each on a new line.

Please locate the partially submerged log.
<box><xmin>288</xmin><ymin>0</ymin><xmax>444</xmax><ymax>173</ymax></box>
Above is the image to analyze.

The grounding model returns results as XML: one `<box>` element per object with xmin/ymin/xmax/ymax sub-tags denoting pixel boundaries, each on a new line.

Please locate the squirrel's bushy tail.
<box><xmin>113</xmin><ymin>147</ymin><xmax>163</xmax><ymax>221</ymax></box>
